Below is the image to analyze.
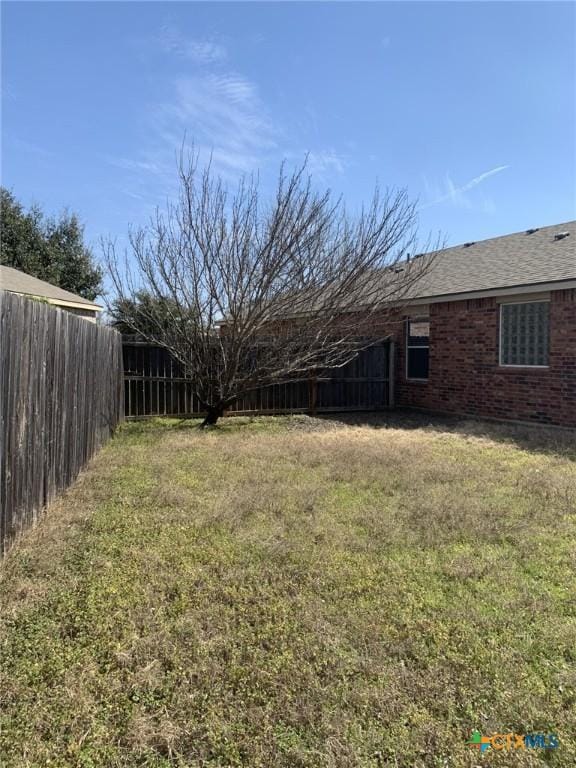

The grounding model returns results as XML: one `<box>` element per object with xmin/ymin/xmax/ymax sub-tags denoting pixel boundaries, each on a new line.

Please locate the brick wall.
<box><xmin>390</xmin><ymin>288</ymin><xmax>576</xmax><ymax>428</ymax></box>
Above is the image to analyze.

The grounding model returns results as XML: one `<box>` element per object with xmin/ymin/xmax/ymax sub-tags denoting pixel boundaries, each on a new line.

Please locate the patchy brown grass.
<box><xmin>1</xmin><ymin>414</ymin><xmax>575</xmax><ymax>767</ymax></box>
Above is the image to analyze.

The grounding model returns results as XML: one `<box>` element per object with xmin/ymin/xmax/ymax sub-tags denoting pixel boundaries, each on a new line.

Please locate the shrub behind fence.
<box><xmin>0</xmin><ymin>292</ymin><xmax>124</xmax><ymax>554</ymax></box>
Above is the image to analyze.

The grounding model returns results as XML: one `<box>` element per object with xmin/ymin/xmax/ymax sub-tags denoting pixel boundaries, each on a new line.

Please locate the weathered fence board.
<box><xmin>0</xmin><ymin>292</ymin><xmax>124</xmax><ymax>554</ymax></box>
<box><xmin>123</xmin><ymin>340</ymin><xmax>391</xmax><ymax>418</ymax></box>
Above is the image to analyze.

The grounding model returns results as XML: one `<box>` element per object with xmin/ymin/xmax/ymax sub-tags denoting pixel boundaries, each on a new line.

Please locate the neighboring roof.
<box><xmin>0</xmin><ymin>265</ymin><xmax>102</xmax><ymax>311</ymax></box>
<box><xmin>403</xmin><ymin>220</ymin><xmax>576</xmax><ymax>303</ymax></box>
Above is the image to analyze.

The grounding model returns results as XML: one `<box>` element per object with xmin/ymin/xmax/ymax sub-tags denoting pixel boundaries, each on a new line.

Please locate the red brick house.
<box><xmin>122</xmin><ymin>220</ymin><xmax>575</xmax><ymax>428</ymax></box>
<box><xmin>388</xmin><ymin>220</ymin><xmax>575</xmax><ymax>428</ymax></box>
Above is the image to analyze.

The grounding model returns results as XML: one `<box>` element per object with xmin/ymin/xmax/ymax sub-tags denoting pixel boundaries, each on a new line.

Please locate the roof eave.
<box><xmin>16</xmin><ymin>293</ymin><xmax>103</xmax><ymax>312</ymax></box>
<box><xmin>405</xmin><ymin>277</ymin><xmax>576</xmax><ymax>306</ymax></box>
<box><xmin>45</xmin><ymin>297</ymin><xmax>102</xmax><ymax>312</ymax></box>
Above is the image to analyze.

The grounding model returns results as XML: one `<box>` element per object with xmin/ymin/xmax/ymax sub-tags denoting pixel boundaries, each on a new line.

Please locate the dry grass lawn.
<box><xmin>1</xmin><ymin>413</ymin><xmax>575</xmax><ymax>767</ymax></box>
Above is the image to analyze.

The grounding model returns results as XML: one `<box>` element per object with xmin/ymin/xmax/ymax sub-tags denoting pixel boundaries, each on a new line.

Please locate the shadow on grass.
<box><xmin>122</xmin><ymin>414</ymin><xmax>286</xmax><ymax>436</ymax></box>
<box><xmin>314</xmin><ymin>408</ymin><xmax>576</xmax><ymax>461</ymax></box>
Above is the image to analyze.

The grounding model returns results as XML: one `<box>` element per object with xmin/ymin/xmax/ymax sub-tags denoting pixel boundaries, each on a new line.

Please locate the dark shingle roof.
<box><xmin>406</xmin><ymin>220</ymin><xmax>576</xmax><ymax>301</ymax></box>
<box><xmin>0</xmin><ymin>266</ymin><xmax>102</xmax><ymax>310</ymax></box>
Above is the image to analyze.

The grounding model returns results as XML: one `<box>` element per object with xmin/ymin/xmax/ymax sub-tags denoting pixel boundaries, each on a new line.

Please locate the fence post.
<box><xmin>308</xmin><ymin>374</ymin><xmax>318</xmax><ymax>416</ymax></box>
<box><xmin>388</xmin><ymin>340</ymin><xmax>395</xmax><ymax>408</ymax></box>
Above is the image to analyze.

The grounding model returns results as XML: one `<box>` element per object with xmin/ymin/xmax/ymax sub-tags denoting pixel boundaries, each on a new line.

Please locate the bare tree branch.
<box><xmin>104</xmin><ymin>148</ymin><xmax>441</xmax><ymax>426</ymax></box>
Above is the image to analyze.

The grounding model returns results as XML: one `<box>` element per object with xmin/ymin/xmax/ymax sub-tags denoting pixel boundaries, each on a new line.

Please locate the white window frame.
<box><xmin>406</xmin><ymin>316</ymin><xmax>430</xmax><ymax>381</ymax></box>
<box><xmin>498</xmin><ymin>299</ymin><xmax>550</xmax><ymax>368</ymax></box>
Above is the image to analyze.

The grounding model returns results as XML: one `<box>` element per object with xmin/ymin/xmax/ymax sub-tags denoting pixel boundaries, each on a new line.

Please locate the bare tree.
<box><xmin>105</xmin><ymin>151</ymin><xmax>438</xmax><ymax>426</ymax></box>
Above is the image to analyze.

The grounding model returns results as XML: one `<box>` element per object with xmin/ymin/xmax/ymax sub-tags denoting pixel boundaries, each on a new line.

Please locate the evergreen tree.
<box><xmin>0</xmin><ymin>188</ymin><xmax>103</xmax><ymax>300</ymax></box>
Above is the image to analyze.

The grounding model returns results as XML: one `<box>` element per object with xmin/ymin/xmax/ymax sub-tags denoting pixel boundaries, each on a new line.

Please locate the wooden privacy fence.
<box><xmin>123</xmin><ymin>340</ymin><xmax>393</xmax><ymax>418</ymax></box>
<box><xmin>0</xmin><ymin>292</ymin><xmax>124</xmax><ymax>554</ymax></box>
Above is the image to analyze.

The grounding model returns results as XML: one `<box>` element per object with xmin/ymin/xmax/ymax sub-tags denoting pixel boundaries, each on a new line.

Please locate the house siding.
<box><xmin>391</xmin><ymin>288</ymin><xmax>576</xmax><ymax>428</ymax></box>
<box><xmin>59</xmin><ymin>305</ymin><xmax>98</xmax><ymax>322</ymax></box>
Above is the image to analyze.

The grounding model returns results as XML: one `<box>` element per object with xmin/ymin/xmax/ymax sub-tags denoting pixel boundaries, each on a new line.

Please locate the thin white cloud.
<box><xmin>480</xmin><ymin>193</ymin><xmax>497</xmax><ymax>216</ymax></box>
<box><xmin>119</xmin><ymin>187</ymin><xmax>148</xmax><ymax>202</ymax></box>
<box><xmin>159</xmin><ymin>24</ymin><xmax>227</xmax><ymax>64</ymax></box>
<box><xmin>109</xmin><ymin>26</ymin><xmax>349</xmax><ymax>202</ymax></box>
<box><xmin>460</xmin><ymin>165</ymin><xmax>509</xmax><ymax>192</ymax></box>
<box><xmin>164</xmin><ymin>73</ymin><xmax>279</xmax><ymax>174</ymax></box>
<box><xmin>12</xmin><ymin>138</ymin><xmax>53</xmax><ymax>158</ymax></box>
<box><xmin>0</xmin><ymin>83</ymin><xmax>17</xmax><ymax>102</ymax></box>
<box><xmin>420</xmin><ymin>165</ymin><xmax>509</xmax><ymax>210</ymax></box>
<box><xmin>103</xmin><ymin>155</ymin><xmax>168</xmax><ymax>175</ymax></box>
<box><xmin>102</xmin><ymin>71</ymin><xmax>278</xmax><ymax>192</ymax></box>
<box><xmin>304</xmin><ymin>150</ymin><xmax>347</xmax><ymax>177</ymax></box>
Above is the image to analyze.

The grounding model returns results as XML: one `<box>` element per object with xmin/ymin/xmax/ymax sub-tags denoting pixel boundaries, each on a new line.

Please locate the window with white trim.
<box><xmin>499</xmin><ymin>301</ymin><xmax>549</xmax><ymax>367</ymax></box>
<box><xmin>406</xmin><ymin>317</ymin><xmax>429</xmax><ymax>380</ymax></box>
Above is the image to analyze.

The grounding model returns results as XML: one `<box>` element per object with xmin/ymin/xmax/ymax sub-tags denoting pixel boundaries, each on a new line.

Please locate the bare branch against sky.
<box><xmin>105</xmin><ymin>148</ymin><xmax>440</xmax><ymax>426</ymax></box>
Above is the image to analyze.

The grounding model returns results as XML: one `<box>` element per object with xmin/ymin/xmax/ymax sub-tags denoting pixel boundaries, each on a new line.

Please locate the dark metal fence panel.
<box><xmin>123</xmin><ymin>341</ymin><xmax>203</xmax><ymax>417</ymax></box>
<box><xmin>123</xmin><ymin>340</ymin><xmax>390</xmax><ymax>418</ymax></box>
<box><xmin>0</xmin><ymin>292</ymin><xmax>124</xmax><ymax>554</ymax></box>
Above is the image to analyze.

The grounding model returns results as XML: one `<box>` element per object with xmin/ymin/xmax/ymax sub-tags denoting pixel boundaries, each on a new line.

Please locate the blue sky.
<box><xmin>2</xmin><ymin>1</ymin><xmax>575</xmax><ymax>259</ymax></box>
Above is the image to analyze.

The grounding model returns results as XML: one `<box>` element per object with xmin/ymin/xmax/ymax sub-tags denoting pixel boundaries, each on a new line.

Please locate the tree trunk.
<box><xmin>200</xmin><ymin>404</ymin><xmax>224</xmax><ymax>428</ymax></box>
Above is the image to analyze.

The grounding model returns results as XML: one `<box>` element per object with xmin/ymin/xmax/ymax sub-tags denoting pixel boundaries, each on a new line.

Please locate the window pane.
<box><xmin>501</xmin><ymin>302</ymin><xmax>549</xmax><ymax>366</ymax></box>
<box><xmin>407</xmin><ymin>347</ymin><xmax>429</xmax><ymax>379</ymax></box>
<box><xmin>408</xmin><ymin>319</ymin><xmax>430</xmax><ymax>346</ymax></box>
